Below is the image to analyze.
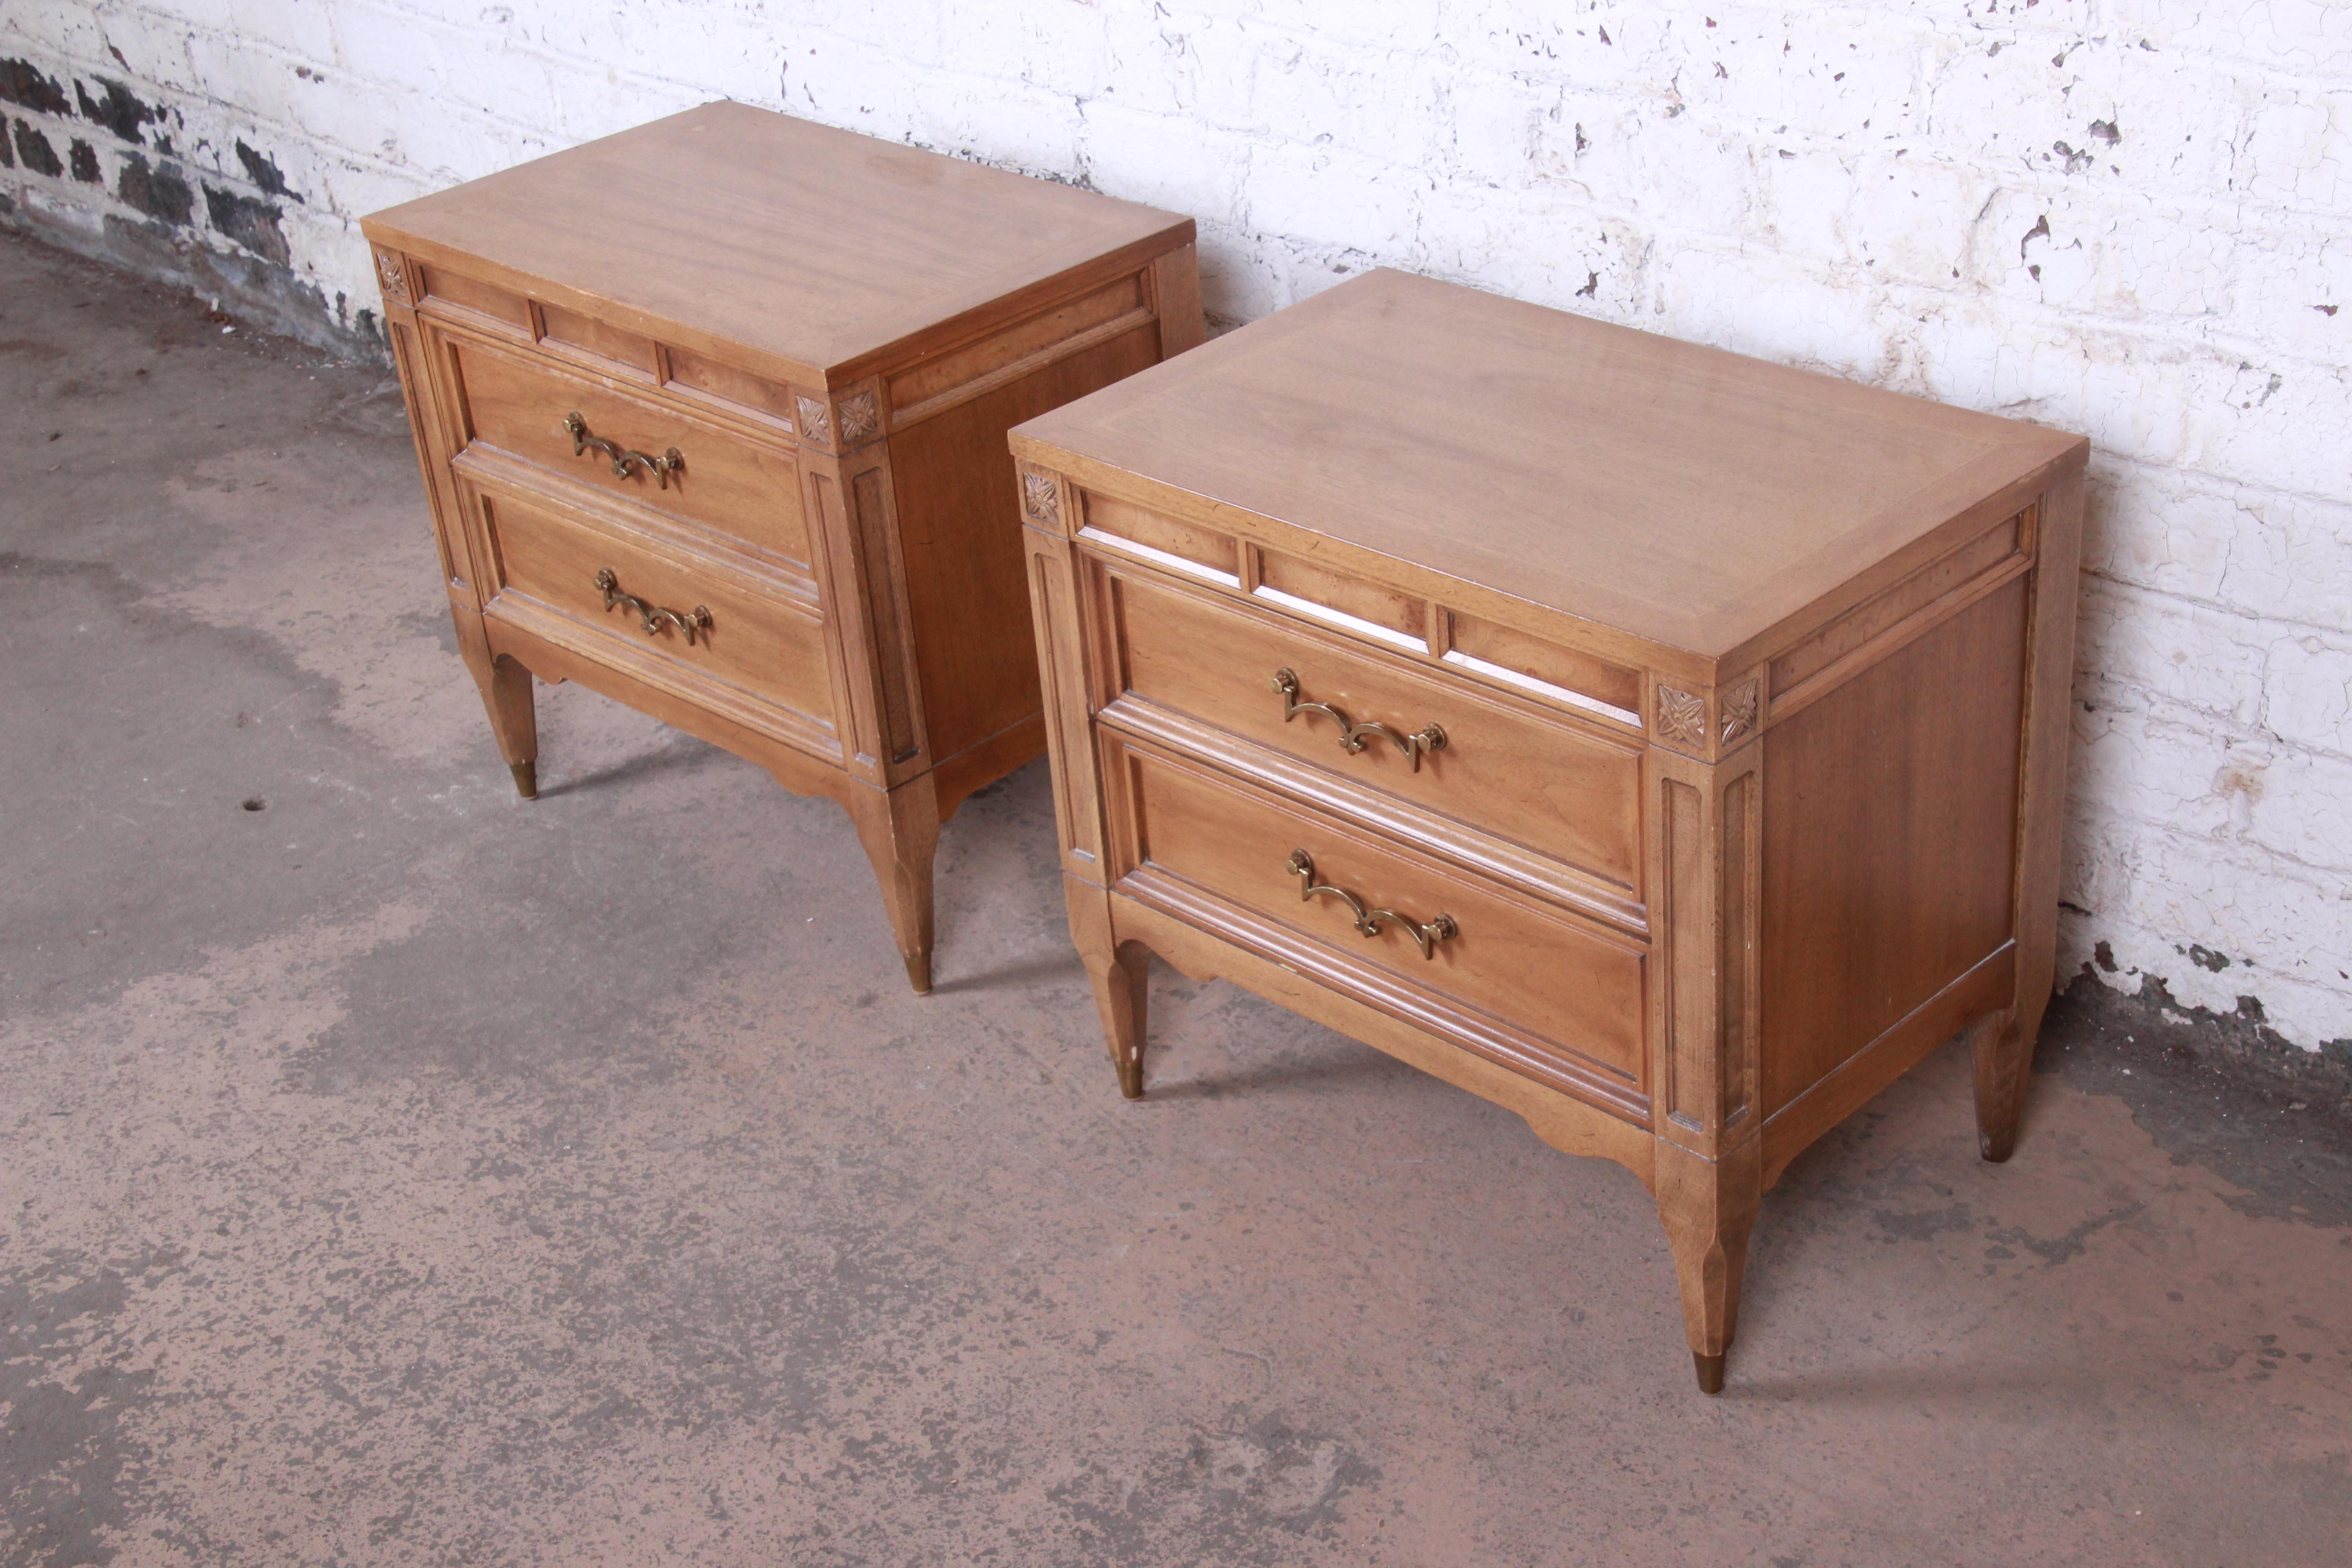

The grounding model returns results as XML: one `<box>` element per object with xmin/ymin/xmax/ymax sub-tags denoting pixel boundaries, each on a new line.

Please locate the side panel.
<box><xmin>1759</xmin><ymin>576</ymin><xmax>2029</xmax><ymax>1114</ymax></box>
<box><xmin>888</xmin><ymin>323</ymin><xmax>1162</xmax><ymax>765</ymax></box>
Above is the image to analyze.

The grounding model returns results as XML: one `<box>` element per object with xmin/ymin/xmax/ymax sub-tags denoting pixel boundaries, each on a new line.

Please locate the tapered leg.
<box><xmin>1968</xmin><ymin>1009</ymin><xmax>2029</xmax><ymax>1163</ymax></box>
<box><xmin>452</xmin><ymin>605</ymin><xmax>538</xmax><ymax>799</ymax></box>
<box><xmin>1065</xmin><ymin>883</ymin><xmax>1148</xmax><ymax>1098</ymax></box>
<box><xmin>1089</xmin><ymin>942</ymin><xmax>1152</xmax><ymax>1099</ymax></box>
<box><xmin>1653</xmin><ymin>1137</ymin><xmax>1763</xmax><ymax>1393</ymax></box>
<box><xmin>848</xmin><ymin>774</ymin><xmax>941</xmax><ymax>994</ymax></box>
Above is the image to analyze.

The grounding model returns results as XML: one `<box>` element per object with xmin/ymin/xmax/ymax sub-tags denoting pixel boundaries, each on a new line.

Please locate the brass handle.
<box><xmin>1286</xmin><ymin>849</ymin><xmax>1458</xmax><ymax>960</ymax></box>
<box><xmin>564</xmin><ymin>411</ymin><xmax>683</xmax><ymax>489</ymax></box>
<box><xmin>1271</xmin><ymin>668</ymin><xmax>1446</xmax><ymax>771</ymax></box>
<box><xmin>596</xmin><ymin>567</ymin><xmax>712</xmax><ymax>645</ymax></box>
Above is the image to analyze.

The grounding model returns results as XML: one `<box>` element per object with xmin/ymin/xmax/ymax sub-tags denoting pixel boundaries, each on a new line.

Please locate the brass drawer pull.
<box><xmin>1286</xmin><ymin>849</ymin><xmax>1458</xmax><ymax>960</ymax></box>
<box><xmin>564</xmin><ymin>411</ymin><xmax>684</xmax><ymax>489</ymax></box>
<box><xmin>1271</xmin><ymin>667</ymin><xmax>1446</xmax><ymax>771</ymax></box>
<box><xmin>596</xmin><ymin>567</ymin><xmax>712</xmax><ymax>645</ymax></box>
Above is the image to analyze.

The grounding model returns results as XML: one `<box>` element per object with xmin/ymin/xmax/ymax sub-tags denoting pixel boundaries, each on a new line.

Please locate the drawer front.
<box><xmin>1102</xmin><ymin>729</ymin><xmax>1646</xmax><ymax>1090</ymax></box>
<box><xmin>444</xmin><ymin>329</ymin><xmax>813</xmax><ymax>577</ymax></box>
<box><xmin>1099</xmin><ymin>559</ymin><xmax>1643</xmax><ymax>896</ymax></box>
<box><xmin>475</xmin><ymin>484</ymin><xmax>836</xmax><ymax>736</ymax></box>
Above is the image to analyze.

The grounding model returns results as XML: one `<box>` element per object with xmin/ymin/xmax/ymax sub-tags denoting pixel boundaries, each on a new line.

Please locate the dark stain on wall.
<box><xmin>234</xmin><ymin>140</ymin><xmax>300</xmax><ymax>201</ymax></box>
<box><xmin>202</xmin><ymin>185</ymin><xmax>289</xmax><ymax>266</ymax></box>
<box><xmin>3</xmin><ymin>65</ymin><xmax>380</xmax><ymax>363</ymax></box>
<box><xmin>115</xmin><ymin>152</ymin><xmax>194</xmax><ymax>228</ymax></box>
<box><xmin>0</xmin><ymin>59</ymin><xmax>70</xmax><ymax>116</ymax></box>
<box><xmin>12</xmin><ymin>118</ymin><xmax>63</xmax><ymax>178</ymax></box>
<box><xmin>74</xmin><ymin>76</ymin><xmax>153</xmax><ymax>144</ymax></box>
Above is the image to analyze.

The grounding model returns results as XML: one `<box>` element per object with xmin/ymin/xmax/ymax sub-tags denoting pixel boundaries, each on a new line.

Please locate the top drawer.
<box><xmin>438</xmin><ymin>327</ymin><xmax>814</xmax><ymax>579</ymax></box>
<box><xmin>1090</xmin><ymin>554</ymin><xmax>1645</xmax><ymax>910</ymax></box>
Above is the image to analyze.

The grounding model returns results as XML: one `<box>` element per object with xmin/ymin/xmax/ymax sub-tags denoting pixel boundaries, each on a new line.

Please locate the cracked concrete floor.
<box><xmin>4</xmin><ymin>229</ymin><xmax>2349</xmax><ymax>1568</ymax></box>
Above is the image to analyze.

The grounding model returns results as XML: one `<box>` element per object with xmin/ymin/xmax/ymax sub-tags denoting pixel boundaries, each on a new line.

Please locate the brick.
<box><xmin>2063</xmin><ymin>818</ymin><xmax>2352</xmax><ymax>1042</ymax></box>
<box><xmin>2077</xmin><ymin>578</ymin><xmax>2270</xmax><ymax>725</ymax></box>
<box><xmin>2107</xmin><ymin>0</ymin><xmax>2352</xmax><ymax>71</ymax></box>
<box><xmin>2265</xmin><ymin>633</ymin><xmax>2352</xmax><ymax>758</ymax></box>
<box><xmin>2242</xmin><ymin>86</ymin><xmax>2352</xmax><ymax>213</ymax></box>
<box><xmin>1080</xmin><ymin>100</ymin><xmax>1249</xmax><ymax>223</ymax></box>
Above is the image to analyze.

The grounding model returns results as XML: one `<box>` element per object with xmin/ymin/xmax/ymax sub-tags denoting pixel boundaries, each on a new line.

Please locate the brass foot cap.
<box><xmin>903</xmin><ymin>953</ymin><xmax>932</xmax><ymax>995</ymax></box>
<box><xmin>510</xmin><ymin>761</ymin><xmax>539</xmax><ymax>800</ymax></box>
<box><xmin>1118</xmin><ymin>1066</ymin><xmax>1145</xmax><ymax>1101</ymax></box>
<box><xmin>1693</xmin><ymin>1352</ymin><xmax>1726</xmax><ymax>1394</ymax></box>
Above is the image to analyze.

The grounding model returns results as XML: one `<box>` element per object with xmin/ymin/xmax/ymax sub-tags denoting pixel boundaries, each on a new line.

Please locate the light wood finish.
<box><xmin>365</xmin><ymin>102</ymin><xmax>1198</xmax><ymax>990</ymax></box>
<box><xmin>1014</xmin><ymin>268</ymin><xmax>2087</xmax><ymax>1389</ymax></box>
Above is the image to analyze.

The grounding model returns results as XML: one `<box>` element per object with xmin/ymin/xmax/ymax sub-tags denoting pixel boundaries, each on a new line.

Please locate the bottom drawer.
<box><xmin>1100</xmin><ymin>728</ymin><xmax>1647</xmax><ymax>1092</ymax></box>
<box><xmin>473</xmin><ymin>482</ymin><xmax>838</xmax><ymax>742</ymax></box>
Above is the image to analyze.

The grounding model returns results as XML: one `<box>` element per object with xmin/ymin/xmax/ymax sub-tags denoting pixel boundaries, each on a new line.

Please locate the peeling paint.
<box><xmin>10</xmin><ymin>118</ymin><xmax>61</xmax><ymax>178</ymax></box>
<box><xmin>0</xmin><ymin>58</ymin><xmax>69</xmax><ymax>115</ymax></box>
<box><xmin>203</xmin><ymin>182</ymin><xmax>289</xmax><ymax>265</ymax></box>
<box><xmin>114</xmin><ymin>151</ymin><xmax>192</xmax><ymax>227</ymax></box>
<box><xmin>234</xmin><ymin>138</ymin><xmax>298</xmax><ymax>200</ymax></box>
<box><xmin>74</xmin><ymin>74</ymin><xmax>153</xmax><ymax>144</ymax></box>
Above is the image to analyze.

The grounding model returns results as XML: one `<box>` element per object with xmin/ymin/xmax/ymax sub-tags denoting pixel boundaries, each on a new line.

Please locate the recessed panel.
<box><xmin>479</xmin><ymin>486</ymin><xmax>833</xmax><ymax>732</ymax></box>
<box><xmin>1760</xmin><ymin>577</ymin><xmax>2028</xmax><ymax>1113</ymax></box>
<box><xmin>445</xmin><ymin>331</ymin><xmax>812</xmax><ymax>577</ymax></box>
<box><xmin>1107</xmin><ymin>733</ymin><xmax>1646</xmax><ymax>1086</ymax></box>
<box><xmin>1107</xmin><ymin>564</ymin><xmax>1645</xmax><ymax>899</ymax></box>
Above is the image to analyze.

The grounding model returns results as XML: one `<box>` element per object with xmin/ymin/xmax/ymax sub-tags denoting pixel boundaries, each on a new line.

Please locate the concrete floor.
<box><xmin>4</xmin><ymin>228</ymin><xmax>2349</xmax><ymax>1568</ymax></box>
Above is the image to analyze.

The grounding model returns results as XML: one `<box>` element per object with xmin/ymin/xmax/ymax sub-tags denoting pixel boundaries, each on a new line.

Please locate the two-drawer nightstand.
<box><xmin>1012</xmin><ymin>268</ymin><xmax>2087</xmax><ymax>1390</ymax></box>
<box><xmin>363</xmin><ymin>102</ymin><xmax>1199</xmax><ymax>990</ymax></box>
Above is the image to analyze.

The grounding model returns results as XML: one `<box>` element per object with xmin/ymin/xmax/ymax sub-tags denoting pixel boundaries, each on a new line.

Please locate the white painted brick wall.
<box><xmin>5</xmin><ymin>1</ymin><xmax>2347</xmax><ymax>1048</ymax></box>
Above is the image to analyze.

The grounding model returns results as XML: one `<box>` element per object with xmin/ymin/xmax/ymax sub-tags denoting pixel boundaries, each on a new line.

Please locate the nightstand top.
<box><xmin>362</xmin><ymin>101</ymin><xmax>1193</xmax><ymax>383</ymax></box>
<box><xmin>1012</xmin><ymin>269</ymin><xmax>2085</xmax><ymax>657</ymax></box>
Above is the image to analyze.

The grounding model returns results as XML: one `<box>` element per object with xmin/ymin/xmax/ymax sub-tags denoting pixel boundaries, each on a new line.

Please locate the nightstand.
<box><xmin>1012</xmin><ymin>268</ymin><xmax>2085</xmax><ymax>1390</ymax></box>
<box><xmin>365</xmin><ymin>101</ymin><xmax>1200</xmax><ymax>991</ymax></box>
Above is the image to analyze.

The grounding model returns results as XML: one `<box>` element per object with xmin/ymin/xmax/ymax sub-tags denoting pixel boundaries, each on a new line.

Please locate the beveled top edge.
<box><xmin>1012</xmin><ymin>269</ymin><xmax>2087</xmax><ymax>657</ymax></box>
<box><xmin>363</xmin><ymin>101</ymin><xmax>1195</xmax><ymax>380</ymax></box>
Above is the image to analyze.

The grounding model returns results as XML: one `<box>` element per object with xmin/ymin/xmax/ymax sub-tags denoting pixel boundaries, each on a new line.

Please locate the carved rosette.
<box><xmin>374</xmin><ymin>249</ymin><xmax>409</xmax><ymax>303</ymax></box>
<box><xmin>836</xmin><ymin>392</ymin><xmax>880</xmax><ymax>445</ymax></box>
<box><xmin>1656</xmin><ymin>685</ymin><xmax>1708</xmax><ymax>747</ymax></box>
<box><xmin>1021</xmin><ymin>472</ymin><xmax>1061</xmax><ymax>526</ymax></box>
<box><xmin>795</xmin><ymin>395</ymin><xmax>832</xmax><ymax>447</ymax></box>
<box><xmin>1720</xmin><ymin>681</ymin><xmax>1759</xmax><ymax>745</ymax></box>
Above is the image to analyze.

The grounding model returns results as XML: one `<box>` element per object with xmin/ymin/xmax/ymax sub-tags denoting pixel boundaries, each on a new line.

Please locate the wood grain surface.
<box><xmin>365</xmin><ymin>101</ymin><xmax>1195</xmax><ymax>384</ymax></box>
<box><xmin>1014</xmin><ymin>267</ymin><xmax>2082</xmax><ymax>656</ymax></box>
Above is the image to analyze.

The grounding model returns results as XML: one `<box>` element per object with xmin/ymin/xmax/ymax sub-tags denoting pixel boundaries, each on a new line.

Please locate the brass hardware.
<box><xmin>1286</xmin><ymin>848</ymin><xmax>1458</xmax><ymax>960</ymax></box>
<box><xmin>564</xmin><ymin>411</ymin><xmax>684</xmax><ymax>488</ymax></box>
<box><xmin>1271</xmin><ymin>667</ymin><xmax>1446</xmax><ymax>771</ymax></box>
<box><xmin>595</xmin><ymin>568</ymin><xmax>712</xmax><ymax>645</ymax></box>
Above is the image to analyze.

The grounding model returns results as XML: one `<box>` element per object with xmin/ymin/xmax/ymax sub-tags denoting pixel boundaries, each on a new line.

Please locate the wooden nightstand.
<box><xmin>1012</xmin><ymin>269</ymin><xmax>2086</xmax><ymax>1391</ymax></box>
<box><xmin>363</xmin><ymin>102</ymin><xmax>1199</xmax><ymax>991</ymax></box>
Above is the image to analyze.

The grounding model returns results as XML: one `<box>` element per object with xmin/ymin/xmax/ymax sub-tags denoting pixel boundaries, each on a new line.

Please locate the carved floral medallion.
<box><xmin>374</xmin><ymin>250</ymin><xmax>409</xmax><ymax>301</ymax></box>
<box><xmin>1021</xmin><ymin>472</ymin><xmax>1061</xmax><ymax>526</ymax></box>
<box><xmin>836</xmin><ymin>392</ymin><xmax>880</xmax><ymax>444</ymax></box>
<box><xmin>1720</xmin><ymin>681</ymin><xmax>1760</xmax><ymax>745</ymax></box>
<box><xmin>1656</xmin><ymin>684</ymin><xmax>1708</xmax><ymax>746</ymax></box>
